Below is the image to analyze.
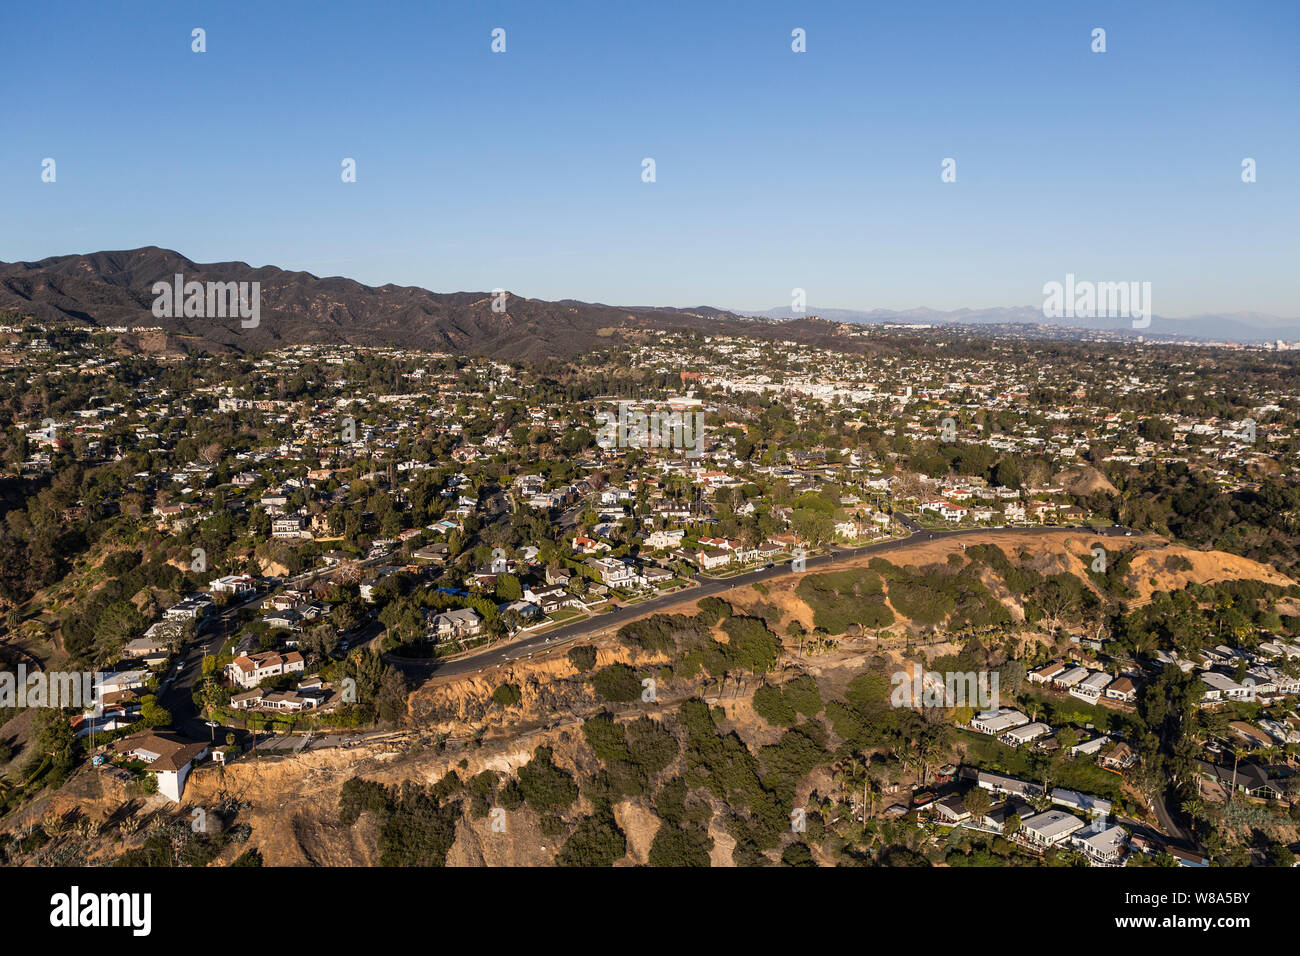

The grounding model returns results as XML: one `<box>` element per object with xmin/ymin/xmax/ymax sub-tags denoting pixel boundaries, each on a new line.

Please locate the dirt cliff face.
<box><xmin>3</xmin><ymin>531</ymin><xmax>1290</xmax><ymax>867</ymax></box>
<box><xmin>406</xmin><ymin>639</ymin><xmax>666</xmax><ymax>732</ymax></box>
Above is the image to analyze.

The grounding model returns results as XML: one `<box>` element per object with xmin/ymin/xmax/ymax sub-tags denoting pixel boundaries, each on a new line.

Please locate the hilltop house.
<box><xmin>113</xmin><ymin>733</ymin><xmax>210</xmax><ymax>802</ymax></box>
<box><xmin>1105</xmin><ymin>676</ymin><xmax>1137</xmax><ymax>702</ymax></box>
<box><xmin>975</xmin><ymin>770</ymin><xmax>1043</xmax><ymax>801</ymax></box>
<box><xmin>1029</xmin><ymin>662</ymin><xmax>1066</xmax><ymax>685</ymax></box>
<box><xmin>225</xmin><ymin>651</ymin><xmax>305</xmax><ymax>689</ymax></box>
<box><xmin>209</xmin><ymin>574</ymin><xmax>257</xmax><ymax>596</ymax></box>
<box><xmin>428</xmin><ymin>608</ymin><xmax>483</xmax><ymax>642</ymax></box>
<box><xmin>1070</xmin><ymin>671</ymin><xmax>1113</xmax><ymax>703</ymax></box>
<box><xmin>1200</xmin><ymin>671</ymin><xmax>1252</xmax><ymax>703</ymax></box>
<box><xmin>1019</xmin><ymin>810</ymin><xmax>1086</xmax><ymax>848</ymax></box>
<box><xmin>164</xmin><ymin>594</ymin><xmax>214</xmax><ymax>622</ymax></box>
<box><xmin>969</xmin><ymin>708</ymin><xmax>1030</xmax><ymax>736</ymax></box>
<box><xmin>1069</xmin><ymin>821</ymin><xmax>1129</xmax><ymax>865</ymax></box>
<box><xmin>587</xmin><ymin>557</ymin><xmax>640</xmax><ymax>588</ymax></box>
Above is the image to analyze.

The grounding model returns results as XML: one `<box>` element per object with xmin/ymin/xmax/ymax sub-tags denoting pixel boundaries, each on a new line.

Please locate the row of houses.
<box><xmin>966</xmin><ymin>771</ymin><xmax>1129</xmax><ymax>865</ymax></box>
<box><xmin>678</xmin><ymin>538</ymin><xmax>787</xmax><ymax>572</ymax></box>
<box><xmin>1029</xmin><ymin>661</ymin><xmax>1137</xmax><ymax>703</ymax></box>
<box><xmin>966</xmin><ymin>708</ymin><xmax>1138</xmax><ymax>774</ymax></box>
<box><xmin>230</xmin><ymin>676</ymin><xmax>335</xmax><ymax>713</ymax></box>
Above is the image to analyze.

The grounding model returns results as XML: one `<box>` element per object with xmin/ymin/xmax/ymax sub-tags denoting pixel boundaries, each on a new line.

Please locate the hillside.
<box><xmin>4</xmin><ymin>530</ymin><xmax>1292</xmax><ymax>867</ymax></box>
<box><xmin>0</xmin><ymin>247</ymin><xmax>872</xmax><ymax>361</ymax></box>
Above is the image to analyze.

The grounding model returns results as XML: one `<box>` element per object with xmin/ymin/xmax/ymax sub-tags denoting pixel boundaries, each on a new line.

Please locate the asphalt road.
<box><xmin>154</xmin><ymin>519</ymin><xmax>1131</xmax><ymax>751</ymax></box>
<box><xmin>158</xmin><ymin>595</ymin><xmax>255</xmax><ymax>740</ymax></box>
<box><xmin>393</xmin><ymin>522</ymin><xmax>1134</xmax><ymax>679</ymax></box>
<box><xmin>158</xmin><ymin>548</ymin><xmax>397</xmax><ymax>739</ymax></box>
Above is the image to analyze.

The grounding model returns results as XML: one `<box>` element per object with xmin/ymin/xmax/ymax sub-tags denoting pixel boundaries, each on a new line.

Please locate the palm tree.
<box><xmin>914</xmin><ymin>723</ymin><xmax>949</xmax><ymax>788</ymax></box>
<box><xmin>867</xmin><ymin>762</ymin><xmax>891</xmax><ymax>819</ymax></box>
<box><xmin>834</xmin><ymin>755</ymin><xmax>870</xmax><ymax>823</ymax></box>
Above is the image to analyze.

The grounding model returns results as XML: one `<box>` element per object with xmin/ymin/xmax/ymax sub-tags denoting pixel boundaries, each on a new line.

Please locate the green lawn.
<box><xmin>544</xmin><ymin>608</ymin><xmax>584</xmax><ymax>625</ymax></box>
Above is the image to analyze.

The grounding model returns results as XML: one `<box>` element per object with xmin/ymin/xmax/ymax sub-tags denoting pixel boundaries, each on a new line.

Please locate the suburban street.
<box><xmin>153</xmin><ymin>520</ymin><xmax>1133</xmax><ymax>760</ymax></box>
<box><xmin>392</xmin><ymin>521</ymin><xmax>1135</xmax><ymax>679</ymax></box>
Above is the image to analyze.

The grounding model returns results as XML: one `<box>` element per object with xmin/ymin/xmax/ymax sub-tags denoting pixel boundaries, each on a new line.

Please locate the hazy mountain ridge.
<box><xmin>749</xmin><ymin>305</ymin><xmax>1300</xmax><ymax>343</ymax></box>
<box><xmin>0</xmin><ymin>247</ymin><xmax>1292</xmax><ymax>356</ymax></box>
<box><xmin>0</xmin><ymin>248</ymin><xmax>784</xmax><ymax>360</ymax></box>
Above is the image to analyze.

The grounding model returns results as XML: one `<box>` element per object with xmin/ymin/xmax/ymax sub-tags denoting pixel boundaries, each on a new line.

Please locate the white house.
<box><xmin>209</xmin><ymin>574</ymin><xmax>257</xmax><ymax>596</ymax></box>
<box><xmin>646</xmin><ymin>528</ymin><xmax>686</xmax><ymax>549</ymax></box>
<box><xmin>1050</xmin><ymin>787</ymin><xmax>1112</xmax><ymax>819</ymax></box>
<box><xmin>164</xmin><ymin>594</ymin><xmax>213</xmax><ymax>621</ymax></box>
<box><xmin>969</xmin><ymin>708</ymin><xmax>1030</xmax><ymax>736</ymax></box>
<box><xmin>272</xmin><ymin>515</ymin><xmax>306</xmax><ymax>538</ymax></box>
<box><xmin>1069</xmin><ymin>671</ymin><xmax>1113</xmax><ymax>702</ymax></box>
<box><xmin>1029</xmin><ymin>662</ymin><xmax>1066</xmax><ymax>685</ymax></box>
<box><xmin>94</xmin><ymin>670</ymin><xmax>149</xmax><ymax>702</ymax></box>
<box><xmin>1053</xmin><ymin>666</ymin><xmax>1090</xmax><ymax>689</ymax></box>
<box><xmin>428</xmin><ymin>608</ymin><xmax>483</xmax><ymax>642</ymax></box>
<box><xmin>1105</xmin><ymin>677</ymin><xmax>1137</xmax><ymax>702</ymax></box>
<box><xmin>587</xmin><ymin>557</ymin><xmax>640</xmax><ymax>588</ymax></box>
<box><xmin>1069</xmin><ymin>735</ymin><xmax>1111</xmax><ymax>758</ymax></box>
<box><xmin>1200</xmin><ymin>671</ymin><xmax>1252</xmax><ymax>703</ymax></box>
<box><xmin>693</xmin><ymin>548</ymin><xmax>733</xmax><ymax>571</ymax></box>
<box><xmin>939</xmin><ymin>502</ymin><xmax>969</xmax><ymax>521</ymax></box>
<box><xmin>1000</xmin><ymin>722</ymin><xmax>1053</xmax><ymax>747</ymax></box>
<box><xmin>1019</xmin><ymin>809</ymin><xmax>1086</xmax><ymax>848</ymax></box>
<box><xmin>976</xmin><ymin>770</ymin><xmax>1043</xmax><ymax>801</ymax></box>
<box><xmin>225</xmin><ymin>651</ymin><xmax>305</xmax><ymax>689</ymax></box>
<box><xmin>112</xmin><ymin>733</ymin><xmax>211</xmax><ymax>802</ymax></box>
<box><xmin>1069</xmin><ymin>821</ymin><xmax>1129</xmax><ymax>865</ymax></box>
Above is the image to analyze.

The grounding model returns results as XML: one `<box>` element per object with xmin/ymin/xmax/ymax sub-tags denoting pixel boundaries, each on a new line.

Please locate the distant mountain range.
<box><xmin>747</xmin><ymin>305</ymin><xmax>1300</xmax><ymax>344</ymax></box>
<box><xmin>0</xmin><ymin>248</ymin><xmax>775</xmax><ymax>360</ymax></box>
<box><xmin>0</xmin><ymin>248</ymin><xmax>1293</xmax><ymax>358</ymax></box>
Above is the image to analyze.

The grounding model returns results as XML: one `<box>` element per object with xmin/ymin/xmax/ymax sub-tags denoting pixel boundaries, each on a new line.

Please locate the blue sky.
<box><xmin>3</xmin><ymin>0</ymin><xmax>1297</xmax><ymax>317</ymax></box>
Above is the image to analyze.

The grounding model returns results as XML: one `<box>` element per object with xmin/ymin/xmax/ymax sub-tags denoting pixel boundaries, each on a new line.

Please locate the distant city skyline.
<box><xmin>4</xmin><ymin>0</ymin><xmax>1297</xmax><ymax>318</ymax></box>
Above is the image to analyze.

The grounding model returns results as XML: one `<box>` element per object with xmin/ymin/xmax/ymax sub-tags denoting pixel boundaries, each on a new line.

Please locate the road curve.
<box><xmin>392</xmin><ymin>523</ymin><xmax>1134</xmax><ymax>679</ymax></box>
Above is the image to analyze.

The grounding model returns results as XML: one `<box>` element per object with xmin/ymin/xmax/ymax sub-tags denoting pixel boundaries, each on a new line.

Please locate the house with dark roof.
<box><xmin>112</xmin><ymin>732</ymin><xmax>210</xmax><ymax>801</ymax></box>
<box><xmin>1197</xmin><ymin>761</ymin><xmax>1285</xmax><ymax>800</ymax></box>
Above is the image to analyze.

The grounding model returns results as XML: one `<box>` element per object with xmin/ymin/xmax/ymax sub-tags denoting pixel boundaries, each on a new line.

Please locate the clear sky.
<box><xmin>3</xmin><ymin>0</ymin><xmax>1297</xmax><ymax>318</ymax></box>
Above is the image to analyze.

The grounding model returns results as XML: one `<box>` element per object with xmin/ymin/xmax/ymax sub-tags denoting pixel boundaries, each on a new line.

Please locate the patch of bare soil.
<box><xmin>613</xmin><ymin>799</ymin><xmax>661</xmax><ymax>864</ymax></box>
<box><xmin>1057</xmin><ymin>465</ymin><xmax>1119</xmax><ymax>497</ymax></box>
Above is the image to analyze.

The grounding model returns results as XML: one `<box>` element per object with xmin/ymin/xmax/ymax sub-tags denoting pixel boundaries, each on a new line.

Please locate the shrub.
<box><xmin>556</xmin><ymin>808</ymin><xmax>627</xmax><ymax>867</ymax></box>
<box><xmin>752</xmin><ymin>685</ymin><xmax>797</xmax><ymax>727</ymax></box>
<box><xmin>567</xmin><ymin>644</ymin><xmax>598</xmax><ymax>671</ymax></box>
<box><xmin>491</xmin><ymin>682</ymin><xmax>522</xmax><ymax>707</ymax></box>
<box><xmin>695</xmin><ymin>596</ymin><xmax>733</xmax><ymax>627</ymax></box>
<box><xmin>590</xmin><ymin>663</ymin><xmax>643</xmax><ymax>702</ymax></box>
<box><xmin>516</xmin><ymin>746</ymin><xmax>578</xmax><ymax>813</ymax></box>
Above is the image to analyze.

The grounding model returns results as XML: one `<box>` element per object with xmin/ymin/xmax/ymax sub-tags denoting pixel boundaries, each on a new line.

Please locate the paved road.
<box><xmin>156</xmin><ymin>548</ymin><xmax>398</xmax><ymax>741</ymax></box>
<box><xmin>1151</xmin><ymin>788</ymin><xmax>1196</xmax><ymax>848</ymax></box>
<box><xmin>156</xmin><ymin>594</ymin><xmax>262</xmax><ymax>741</ymax></box>
<box><xmin>391</xmin><ymin>522</ymin><xmax>1134</xmax><ymax>679</ymax></box>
